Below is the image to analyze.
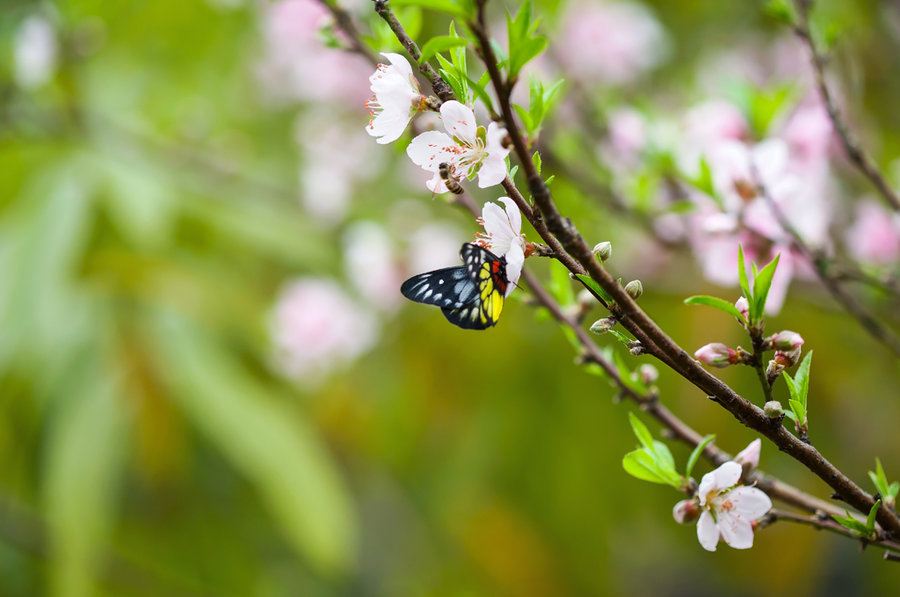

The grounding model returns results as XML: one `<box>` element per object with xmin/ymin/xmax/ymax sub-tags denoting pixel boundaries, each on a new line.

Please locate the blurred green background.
<box><xmin>2</xmin><ymin>0</ymin><xmax>900</xmax><ymax>595</ymax></box>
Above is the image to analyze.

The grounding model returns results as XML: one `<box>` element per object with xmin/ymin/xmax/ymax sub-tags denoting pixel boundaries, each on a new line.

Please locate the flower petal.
<box><xmin>504</xmin><ymin>242</ymin><xmax>524</xmax><ymax>297</ymax></box>
<box><xmin>727</xmin><ymin>486</ymin><xmax>772</xmax><ymax>520</ymax></box>
<box><xmin>696</xmin><ymin>511</ymin><xmax>720</xmax><ymax>552</ymax></box>
<box><xmin>733</xmin><ymin>438</ymin><xmax>761</xmax><ymax>470</ymax></box>
<box><xmin>481</xmin><ymin>200</ymin><xmax>516</xmax><ymax>253</ymax></box>
<box><xmin>381</xmin><ymin>52</ymin><xmax>415</xmax><ymax>80</ymax></box>
<box><xmin>718</xmin><ymin>514</ymin><xmax>755</xmax><ymax>549</ymax></box>
<box><xmin>406</xmin><ymin>130</ymin><xmax>455</xmax><ymax>170</ymax></box>
<box><xmin>440</xmin><ymin>100</ymin><xmax>476</xmax><ymax>142</ymax></box>
<box><xmin>497</xmin><ymin>196</ymin><xmax>522</xmax><ymax>237</ymax></box>
<box><xmin>698</xmin><ymin>461</ymin><xmax>742</xmax><ymax>505</ymax></box>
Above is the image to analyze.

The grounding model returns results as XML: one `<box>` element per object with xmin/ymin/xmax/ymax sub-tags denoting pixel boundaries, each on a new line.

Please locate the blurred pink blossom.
<box><xmin>845</xmin><ymin>200</ymin><xmax>900</xmax><ymax>265</ymax></box>
<box><xmin>684</xmin><ymin>100</ymin><xmax>748</xmax><ymax>149</ymax></box>
<box><xmin>407</xmin><ymin>222</ymin><xmax>466</xmax><ymax>273</ymax></box>
<box><xmin>256</xmin><ymin>0</ymin><xmax>370</xmax><ymax>105</ymax></box>
<box><xmin>602</xmin><ymin>107</ymin><xmax>647</xmax><ymax>168</ymax></box>
<box><xmin>295</xmin><ymin>112</ymin><xmax>381</xmax><ymax>223</ymax></box>
<box><xmin>271</xmin><ymin>278</ymin><xmax>377</xmax><ymax>385</ymax></box>
<box><xmin>343</xmin><ymin>221</ymin><xmax>403</xmax><ymax>312</ymax></box>
<box><xmin>781</xmin><ymin>99</ymin><xmax>834</xmax><ymax>169</ymax></box>
<box><xmin>557</xmin><ymin>1</ymin><xmax>668</xmax><ymax>86</ymax></box>
<box><xmin>14</xmin><ymin>15</ymin><xmax>57</xmax><ymax>89</ymax></box>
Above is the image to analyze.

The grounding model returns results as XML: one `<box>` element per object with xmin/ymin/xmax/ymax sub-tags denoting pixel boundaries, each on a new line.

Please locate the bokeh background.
<box><xmin>3</xmin><ymin>0</ymin><xmax>900</xmax><ymax>595</ymax></box>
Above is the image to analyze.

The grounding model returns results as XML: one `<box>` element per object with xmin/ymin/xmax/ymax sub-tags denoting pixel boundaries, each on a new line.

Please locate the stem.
<box><xmin>372</xmin><ymin>0</ymin><xmax>456</xmax><ymax>102</ymax></box>
<box><xmin>791</xmin><ymin>0</ymin><xmax>900</xmax><ymax>211</ymax></box>
<box><xmin>749</xmin><ymin>331</ymin><xmax>776</xmax><ymax>405</ymax></box>
<box><xmin>469</xmin><ymin>0</ymin><xmax>900</xmax><ymax>537</ymax></box>
<box><xmin>765</xmin><ymin>509</ymin><xmax>900</xmax><ymax>555</ymax></box>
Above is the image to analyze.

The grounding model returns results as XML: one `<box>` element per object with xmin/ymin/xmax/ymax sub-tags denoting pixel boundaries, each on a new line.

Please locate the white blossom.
<box><xmin>365</xmin><ymin>52</ymin><xmax>423</xmax><ymax>144</ymax></box>
<box><xmin>477</xmin><ymin>197</ymin><xmax>525</xmax><ymax>296</ymax></box>
<box><xmin>694</xmin><ymin>461</ymin><xmax>772</xmax><ymax>551</ymax></box>
<box><xmin>406</xmin><ymin>101</ymin><xmax>509</xmax><ymax>193</ymax></box>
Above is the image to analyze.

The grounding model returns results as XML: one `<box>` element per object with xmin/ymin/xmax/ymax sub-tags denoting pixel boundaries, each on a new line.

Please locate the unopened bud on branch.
<box><xmin>638</xmin><ymin>364</ymin><xmax>659</xmax><ymax>385</ymax></box>
<box><xmin>768</xmin><ymin>330</ymin><xmax>804</xmax><ymax>351</ymax></box>
<box><xmin>735</xmin><ymin>296</ymin><xmax>750</xmax><ymax>322</ymax></box>
<box><xmin>593</xmin><ymin>241</ymin><xmax>612</xmax><ymax>262</ymax></box>
<box><xmin>764</xmin><ymin>401</ymin><xmax>784</xmax><ymax>419</ymax></box>
<box><xmin>673</xmin><ymin>499</ymin><xmax>701</xmax><ymax>524</ymax></box>
<box><xmin>694</xmin><ymin>343</ymin><xmax>738</xmax><ymax>368</ymax></box>
<box><xmin>590</xmin><ymin>317</ymin><xmax>616</xmax><ymax>335</ymax></box>
<box><xmin>625</xmin><ymin>279</ymin><xmax>643</xmax><ymax>300</ymax></box>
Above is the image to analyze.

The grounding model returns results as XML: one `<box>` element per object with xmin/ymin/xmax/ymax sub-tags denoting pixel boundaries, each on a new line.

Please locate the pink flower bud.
<box><xmin>638</xmin><ymin>364</ymin><xmax>659</xmax><ymax>385</ymax></box>
<box><xmin>694</xmin><ymin>343</ymin><xmax>738</xmax><ymax>368</ymax></box>
<box><xmin>764</xmin><ymin>400</ymin><xmax>784</xmax><ymax>418</ymax></box>
<box><xmin>673</xmin><ymin>499</ymin><xmax>701</xmax><ymax>524</ymax></box>
<box><xmin>733</xmin><ymin>439</ymin><xmax>761</xmax><ymax>471</ymax></box>
<box><xmin>735</xmin><ymin>296</ymin><xmax>750</xmax><ymax>320</ymax></box>
<box><xmin>773</xmin><ymin>347</ymin><xmax>802</xmax><ymax>367</ymax></box>
<box><xmin>769</xmin><ymin>330</ymin><xmax>804</xmax><ymax>351</ymax></box>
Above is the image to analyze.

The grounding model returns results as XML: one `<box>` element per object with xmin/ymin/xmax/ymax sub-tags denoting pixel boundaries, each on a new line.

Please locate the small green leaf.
<box><xmin>607</xmin><ymin>329</ymin><xmax>634</xmax><ymax>347</ymax></box>
<box><xmin>549</xmin><ymin>260</ymin><xmax>576</xmax><ymax>306</ymax></box>
<box><xmin>685</xmin><ymin>435</ymin><xmax>716</xmax><ymax>479</ymax></box>
<box><xmin>628</xmin><ymin>412</ymin><xmax>654</xmax><ymax>451</ymax></box>
<box><xmin>737</xmin><ymin>245</ymin><xmax>751</xmax><ymax>304</ymax></box>
<box><xmin>532</xmin><ymin>151</ymin><xmax>542</xmax><ymax>175</ymax></box>
<box><xmin>752</xmin><ymin>253</ymin><xmax>781</xmax><ymax>319</ymax></box>
<box><xmin>833</xmin><ymin>513</ymin><xmax>870</xmax><ymax>535</ymax></box>
<box><xmin>788</xmin><ymin>399</ymin><xmax>805</xmax><ymax>423</ymax></box>
<box><xmin>418</xmin><ymin>36</ymin><xmax>469</xmax><ymax>65</ymax></box>
<box><xmin>794</xmin><ymin>351</ymin><xmax>813</xmax><ymax>407</ymax></box>
<box><xmin>684</xmin><ymin>295</ymin><xmax>747</xmax><ymax>324</ymax></box>
<box><xmin>623</xmin><ymin>449</ymin><xmax>670</xmax><ymax>484</ymax></box>
<box><xmin>866</xmin><ymin>499</ymin><xmax>882</xmax><ymax>533</ymax></box>
<box><xmin>652</xmin><ymin>440</ymin><xmax>676</xmax><ymax>472</ymax></box>
<box><xmin>574</xmin><ymin>274</ymin><xmax>612</xmax><ymax>303</ymax></box>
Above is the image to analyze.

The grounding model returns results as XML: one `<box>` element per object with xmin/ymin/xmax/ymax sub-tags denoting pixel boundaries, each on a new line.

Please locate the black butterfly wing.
<box><xmin>400</xmin><ymin>266</ymin><xmax>478</xmax><ymax>309</ymax></box>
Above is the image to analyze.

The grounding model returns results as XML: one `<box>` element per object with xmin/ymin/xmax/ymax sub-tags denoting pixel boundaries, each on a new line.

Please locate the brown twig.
<box><xmin>764</xmin><ymin>509</ymin><xmax>900</xmax><ymax>555</ymax></box>
<box><xmin>752</xmin><ymin>166</ymin><xmax>900</xmax><ymax>358</ymax></box>
<box><xmin>469</xmin><ymin>0</ymin><xmax>900</xmax><ymax>537</ymax></box>
<box><xmin>372</xmin><ymin>0</ymin><xmax>455</xmax><ymax>102</ymax></box>
<box><xmin>791</xmin><ymin>0</ymin><xmax>900</xmax><ymax>211</ymax></box>
<box><xmin>318</xmin><ymin>0</ymin><xmax>379</xmax><ymax>64</ymax></box>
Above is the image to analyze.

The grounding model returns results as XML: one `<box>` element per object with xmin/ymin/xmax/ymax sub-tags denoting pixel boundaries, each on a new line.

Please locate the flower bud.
<box><xmin>764</xmin><ymin>400</ymin><xmax>784</xmax><ymax>418</ymax></box>
<box><xmin>769</xmin><ymin>330</ymin><xmax>804</xmax><ymax>351</ymax></box>
<box><xmin>694</xmin><ymin>343</ymin><xmax>738</xmax><ymax>367</ymax></box>
<box><xmin>625</xmin><ymin>279</ymin><xmax>643</xmax><ymax>300</ymax></box>
<box><xmin>593</xmin><ymin>241</ymin><xmax>612</xmax><ymax>262</ymax></box>
<box><xmin>885</xmin><ymin>494</ymin><xmax>896</xmax><ymax>509</ymax></box>
<box><xmin>765</xmin><ymin>359</ymin><xmax>784</xmax><ymax>385</ymax></box>
<box><xmin>773</xmin><ymin>347</ymin><xmax>802</xmax><ymax>368</ymax></box>
<box><xmin>638</xmin><ymin>364</ymin><xmax>659</xmax><ymax>385</ymax></box>
<box><xmin>627</xmin><ymin>341</ymin><xmax>646</xmax><ymax>356</ymax></box>
<box><xmin>590</xmin><ymin>317</ymin><xmax>615</xmax><ymax>335</ymax></box>
<box><xmin>733</xmin><ymin>439</ymin><xmax>761</xmax><ymax>472</ymax></box>
<box><xmin>735</xmin><ymin>296</ymin><xmax>750</xmax><ymax>321</ymax></box>
<box><xmin>673</xmin><ymin>499</ymin><xmax>701</xmax><ymax>524</ymax></box>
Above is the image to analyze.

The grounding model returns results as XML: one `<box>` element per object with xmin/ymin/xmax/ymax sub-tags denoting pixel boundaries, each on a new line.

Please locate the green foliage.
<box><xmin>574</xmin><ymin>273</ymin><xmax>612</xmax><ymax>303</ymax></box>
<box><xmin>683</xmin><ymin>295</ymin><xmax>747</xmax><ymax>325</ymax></box>
<box><xmin>685</xmin><ymin>435</ymin><xmax>716</xmax><ymax>480</ymax></box>
<box><xmin>434</xmin><ymin>23</ymin><xmax>472</xmax><ymax>104</ymax></box>
<box><xmin>513</xmin><ymin>76</ymin><xmax>565</xmax><ymax>140</ymax></box>
<box><xmin>622</xmin><ymin>413</ymin><xmax>684</xmax><ymax>488</ymax></box>
<box><xmin>389</xmin><ymin>0</ymin><xmax>471</xmax><ymax>20</ymax></box>
<box><xmin>782</xmin><ymin>351</ymin><xmax>813</xmax><ymax>433</ymax></box>
<box><xmin>505</xmin><ymin>0</ymin><xmax>547</xmax><ymax>79</ymax></box>
<box><xmin>833</xmin><ymin>500</ymin><xmax>881</xmax><ymax>539</ymax></box>
<box><xmin>737</xmin><ymin>245</ymin><xmax>781</xmax><ymax>325</ymax></box>
<box><xmin>868</xmin><ymin>459</ymin><xmax>900</xmax><ymax>504</ymax></box>
<box><xmin>549</xmin><ymin>260</ymin><xmax>576</xmax><ymax>307</ymax></box>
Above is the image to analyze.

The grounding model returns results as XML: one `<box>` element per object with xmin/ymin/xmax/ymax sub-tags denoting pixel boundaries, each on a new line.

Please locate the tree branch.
<box><xmin>791</xmin><ymin>0</ymin><xmax>900</xmax><ymax>211</ymax></box>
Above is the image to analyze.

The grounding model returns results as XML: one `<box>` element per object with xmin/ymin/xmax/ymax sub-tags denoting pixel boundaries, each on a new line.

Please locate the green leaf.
<box><xmin>685</xmin><ymin>435</ymin><xmax>716</xmax><ymax>479</ymax></box>
<box><xmin>781</xmin><ymin>372</ymin><xmax>800</xmax><ymax>400</ymax></box>
<box><xmin>684</xmin><ymin>295</ymin><xmax>747</xmax><ymax>324</ymax></box>
<box><xmin>628</xmin><ymin>412</ymin><xmax>654</xmax><ymax>451</ymax></box>
<box><xmin>513</xmin><ymin>104</ymin><xmax>534</xmax><ymax>135</ymax></box>
<box><xmin>532</xmin><ymin>151</ymin><xmax>542</xmax><ymax>175</ymax></box>
<box><xmin>833</xmin><ymin>513</ymin><xmax>870</xmax><ymax>535</ymax></box>
<box><xmin>866</xmin><ymin>499</ymin><xmax>882</xmax><ymax>533</ymax></box>
<box><xmin>737</xmin><ymin>245</ymin><xmax>751</xmax><ymax>304</ymax></box>
<box><xmin>608</xmin><ymin>328</ymin><xmax>634</xmax><ymax>347</ymax></box>
<box><xmin>574</xmin><ymin>274</ymin><xmax>612</xmax><ymax>303</ymax></box>
<box><xmin>794</xmin><ymin>351</ymin><xmax>813</xmax><ymax>407</ymax></box>
<box><xmin>788</xmin><ymin>398</ymin><xmax>805</xmax><ymax>423</ymax></box>
<box><xmin>653</xmin><ymin>440</ymin><xmax>676</xmax><ymax>472</ymax></box>
<box><xmin>418</xmin><ymin>36</ymin><xmax>469</xmax><ymax>65</ymax></box>
<box><xmin>623</xmin><ymin>449</ymin><xmax>670</xmax><ymax>484</ymax></box>
<box><xmin>549</xmin><ymin>260</ymin><xmax>576</xmax><ymax>307</ymax></box>
<box><xmin>752</xmin><ymin>253</ymin><xmax>781</xmax><ymax>319</ymax></box>
<box><xmin>43</xmin><ymin>359</ymin><xmax>127</xmax><ymax>597</ymax></box>
<box><xmin>151</xmin><ymin>312</ymin><xmax>356</xmax><ymax>573</ymax></box>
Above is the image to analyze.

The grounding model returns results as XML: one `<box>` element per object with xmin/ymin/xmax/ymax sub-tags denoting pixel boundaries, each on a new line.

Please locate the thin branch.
<box><xmin>469</xmin><ymin>0</ymin><xmax>900</xmax><ymax>537</ymax></box>
<box><xmin>753</xmin><ymin>166</ymin><xmax>900</xmax><ymax>358</ymax></box>
<box><xmin>372</xmin><ymin>0</ymin><xmax>456</xmax><ymax>102</ymax></box>
<box><xmin>318</xmin><ymin>0</ymin><xmax>379</xmax><ymax>64</ymax></box>
<box><xmin>791</xmin><ymin>0</ymin><xmax>900</xmax><ymax>211</ymax></box>
<box><xmin>764</xmin><ymin>509</ymin><xmax>900</xmax><ymax>555</ymax></box>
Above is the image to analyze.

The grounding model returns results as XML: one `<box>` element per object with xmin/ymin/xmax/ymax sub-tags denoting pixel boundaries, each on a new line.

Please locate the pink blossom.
<box><xmin>845</xmin><ymin>200</ymin><xmax>900</xmax><ymax>265</ymax></box>
<box><xmin>14</xmin><ymin>15</ymin><xmax>57</xmax><ymax>89</ymax></box>
<box><xmin>684</xmin><ymin>99</ymin><xmax>748</xmax><ymax>149</ymax></box>
<box><xmin>271</xmin><ymin>278</ymin><xmax>377</xmax><ymax>385</ymax></box>
<box><xmin>343</xmin><ymin>222</ymin><xmax>403</xmax><ymax>312</ymax></box>
<box><xmin>782</xmin><ymin>99</ymin><xmax>834</xmax><ymax>168</ymax></box>
<box><xmin>733</xmin><ymin>439</ymin><xmax>761</xmax><ymax>471</ymax></box>
<box><xmin>557</xmin><ymin>1</ymin><xmax>668</xmax><ymax>86</ymax></box>
<box><xmin>694</xmin><ymin>343</ymin><xmax>737</xmax><ymax>368</ymax></box>
<box><xmin>603</xmin><ymin>107</ymin><xmax>647</xmax><ymax>167</ymax></box>
<box><xmin>256</xmin><ymin>0</ymin><xmax>370</xmax><ymax>105</ymax></box>
<box><xmin>694</xmin><ymin>461</ymin><xmax>772</xmax><ymax>551</ymax></box>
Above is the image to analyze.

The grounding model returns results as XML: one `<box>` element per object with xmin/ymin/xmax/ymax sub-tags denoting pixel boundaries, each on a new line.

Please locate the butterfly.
<box><xmin>400</xmin><ymin>243</ymin><xmax>508</xmax><ymax>330</ymax></box>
